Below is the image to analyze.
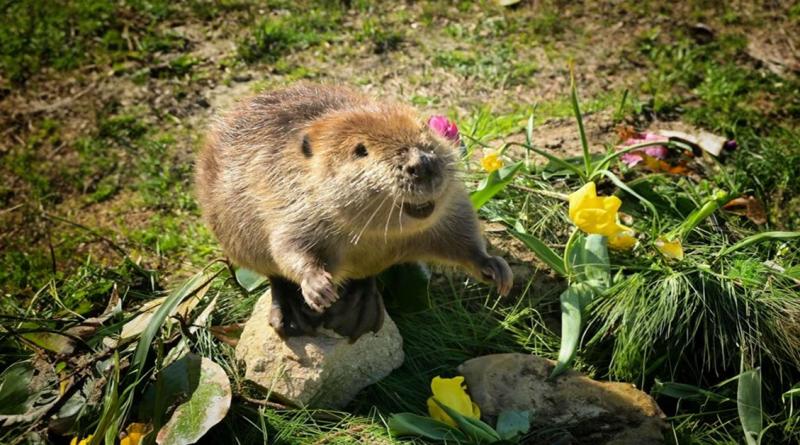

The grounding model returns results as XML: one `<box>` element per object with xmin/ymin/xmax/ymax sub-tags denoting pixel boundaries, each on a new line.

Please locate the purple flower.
<box><xmin>428</xmin><ymin>115</ymin><xmax>461</xmax><ymax>145</ymax></box>
<box><xmin>616</xmin><ymin>133</ymin><xmax>669</xmax><ymax>167</ymax></box>
<box><xmin>725</xmin><ymin>140</ymin><xmax>737</xmax><ymax>149</ymax></box>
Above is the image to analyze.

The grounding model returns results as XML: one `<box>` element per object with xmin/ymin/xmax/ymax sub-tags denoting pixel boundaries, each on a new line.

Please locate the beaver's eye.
<box><xmin>301</xmin><ymin>134</ymin><xmax>313</xmax><ymax>158</ymax></box>
<box><xmin>354</xmin><ymin>143</ymin><xmax>368</xmax><ymax>158</ymax></box>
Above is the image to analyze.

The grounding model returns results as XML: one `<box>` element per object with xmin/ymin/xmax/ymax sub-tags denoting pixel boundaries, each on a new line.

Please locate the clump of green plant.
<box><xmin>238</xmin><ymin>8</ymin><xmax>342</xmax><ymax>63</ymax></box>
<box><xmin>463</xmin><ymin>61</ymin><xmax>800</xmax><ymax>442</ymax></box>
<box><xmin>0</xmin><ymin>0</ymin><xmax>182</xmax><ymax>84</ymax></box>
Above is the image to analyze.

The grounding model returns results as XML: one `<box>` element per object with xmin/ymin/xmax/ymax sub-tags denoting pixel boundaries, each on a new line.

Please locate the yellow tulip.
<box><xmin>569</xmin><ymin>182</ymin><xmax>624</xmax><ymax>237</ymax></box>
<box><xmin>70</xmin><ymin>435</ymin><xmax>92</xmax><ymax>445</ymax></box>
<box><xmin>569</xmin><ymin>182</ymin><xmax>637</xmax><ymax>251</ymax></box>
<box><xmin>655</xmin><ymin>237</ymin><xmax>684</xmax><ymax>261</ymax></box>
<box><xmin>481</xmin><ymin>149</ymin><xmax>504</xmax><ymax>173</ymax></box>
<box><xmin>121</xmin><ymin>423</ymin><xmax>147</xmax><ymax>445</ymax></box>
<box><xmin>426</xmin><ymin>376</ymin><xmax>481</xmax><ymax>427</ymax></box>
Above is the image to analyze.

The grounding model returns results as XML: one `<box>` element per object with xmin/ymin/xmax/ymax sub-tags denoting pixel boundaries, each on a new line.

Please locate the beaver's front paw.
<box><xmin>301</xmin><ymin>269</ymin><xmax>339</xmax><ymax>313</ymax></box>
<box><xmin>478</xmin><ymin>256</ymin><xmax>513</xmax><ymax>296</ymax></box>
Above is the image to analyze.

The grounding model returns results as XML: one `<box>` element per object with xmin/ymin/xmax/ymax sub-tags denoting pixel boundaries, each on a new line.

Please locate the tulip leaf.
<box><xmin>719</xmin><ymin>231</ymin><xmax>800</xmax><ymax>257</ymax></box>
<box><xmin>155</xmin><ymin>354</ymin><xmax>232</xmax><ymax>445</ymax></box>
<box><xmin>470</xmin><ymin>161</ymin><xmax>524</xmax><ymax>210</ymax></box>
<box><xmin>379</xmin><ymin>262</ymin><xmax>431</xmax><ymax>313</ymax></box>
<box><xmin>496</xmin><ymin>410</ymin><xmax>531</xmax><ymax>440</ymax></box>
<box><xmin>509</xmin><ymin>230</ymin><xmax>567</xmax><ymax>277</ymax></box>
<box><xmin>738</xmin><ymin>367</ymin><xmax>762</xmax><ymax>445</ymax></box>
<box><xmin>432</xmin><ymin>398</ymin><xmax>501</xmax><ymax>444</ymax></box>
<box><xmin>0</xmin><ymin>362</ymin><xmax>38</xmax><ymax>416</ymax></box>
<box><xmin>551</xmin><ymin>283</ymin><xmax>593</xmax><ymax>379</ymax></box>
<box><xmin>234</xmin><ymin>268</ymin><xmax>268</xmax><ymax>293</ymax></box>
<box><xmin>388</xmin><ymin>413</ymin><xmax>469</xmax><ymax>442</ymax></box>
<box><xmin>568</xmin><ymin>234</ymin><xmax>611</xmax><ymax>291</ymax></box>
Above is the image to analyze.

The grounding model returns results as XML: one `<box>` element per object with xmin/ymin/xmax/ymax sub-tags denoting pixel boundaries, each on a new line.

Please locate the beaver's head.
<box><xmin>300</xmin><ymin>103</ymin><xmax>459</xmax><ymax>239</ymax></box>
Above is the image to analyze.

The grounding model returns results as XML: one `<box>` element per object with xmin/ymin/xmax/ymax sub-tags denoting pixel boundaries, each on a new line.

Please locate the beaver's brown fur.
<box><xmin>196</xmin><ymin>83</ymin><xmax>512</xmax><ymax>339</ymax></box>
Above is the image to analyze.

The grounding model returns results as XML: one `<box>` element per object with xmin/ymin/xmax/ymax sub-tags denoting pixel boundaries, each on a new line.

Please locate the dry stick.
<box><xmin>236</xmin><ymin>395</ymin><xmax>291</xmax><ymax>410</ymax></box>
<box><xmin>507</xmin><ymin>183</ymin><xmax>570</xmax><ymax>201</ymax></box>
<box><xmin>235</xmin><ymin>395</ymin><xmax>343</xmax><ymax>421</ymax></box>
<box><xmin>311</xmin><ymin>426</ymin><xmax>365</xmax><ymax>445</ymax></box>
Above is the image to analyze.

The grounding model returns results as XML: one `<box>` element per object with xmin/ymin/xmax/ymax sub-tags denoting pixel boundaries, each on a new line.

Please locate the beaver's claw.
<box><xmin>301</xmin><ymin>269</ymin><xmax>338</xmax><ymax>313</ymax></box>
<box><xmin>479</xmin><ymin>256</ymin><xmax>513</xmax><ymax>296</ymax></box>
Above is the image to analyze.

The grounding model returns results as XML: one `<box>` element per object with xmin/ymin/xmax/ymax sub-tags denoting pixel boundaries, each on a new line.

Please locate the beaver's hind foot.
<box><xmin>269</xmin><ymin>275</ymin><xmax>321</xmax><ymax>338</ymax></box>
<box><xmin>268</xmin><ymin>275</ymin><xmax>385</xmax><ymax>342</ymax></box>
<box><xmin>323</xmin><ymin>276</ymin><xmax>385</xmax><ymax>343</ymax></box>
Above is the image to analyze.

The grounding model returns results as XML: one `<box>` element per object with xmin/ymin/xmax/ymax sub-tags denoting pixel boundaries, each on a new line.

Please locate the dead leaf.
<box><xmin>209</xmin><ymin>324</ymin><xmax>244</xmax><ymax>348</ymax></box>
<box><xmin>643</xmin><ymin>154</ymin><xmax>690</xmax><ymax>175</ymax></box>
<box><xmin>658</xmin><ymin>130</ymin><xmax>726</xmax><ymax>156</ymax></box>
<box><xmin>121</xmin><ymin>282</ymin><xmax>211</xmax><ymax>340</ymax></box>
<box><xmin>746</xmin><ymin>35</ymin><xmax>800</xmax><ymax>78</ymax></box>
<box><xmin>723</xmin><ymin>196</ymin><xmax>767</xmax><ymax>225</ymax></box>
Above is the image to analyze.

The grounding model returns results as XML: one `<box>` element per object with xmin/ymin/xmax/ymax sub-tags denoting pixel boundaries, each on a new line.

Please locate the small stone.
<box><xmin>458</xmin><ymin>354</ymin><xmax>668</xmax><ymax>445</ymax></box>
<box><xmin>235</xmin><ymin>290</ymin><xmax>405</xmax><ymax>409</ymax></box>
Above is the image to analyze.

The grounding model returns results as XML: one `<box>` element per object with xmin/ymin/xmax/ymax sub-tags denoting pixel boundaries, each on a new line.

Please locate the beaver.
<box><xmin>196</xmin><ymin>83</ymin><xmax>512</xmax><ymax>340</ymax></box>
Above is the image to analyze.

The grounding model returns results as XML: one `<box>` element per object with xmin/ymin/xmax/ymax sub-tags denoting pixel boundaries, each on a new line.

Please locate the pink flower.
<box><xmin>616</xmin><ymin>133</ymin><xmax>669</xmax><ymax>167</ymax></box>
<box><xmin>427</xmin><ymin>115</ymin><xmax>461</xmax><ymax>145</ymax></box>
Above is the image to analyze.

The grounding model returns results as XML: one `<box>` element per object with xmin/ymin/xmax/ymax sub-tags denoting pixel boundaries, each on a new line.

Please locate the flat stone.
<box><xmin>235</xmin><ymin>290</ymin><xmax>404</xmax><ymax>409</ymax></box>
<box><xmin>458</xmin><ymin>354</ymin><xmax>668</xmax><ymax>445</ymax></box>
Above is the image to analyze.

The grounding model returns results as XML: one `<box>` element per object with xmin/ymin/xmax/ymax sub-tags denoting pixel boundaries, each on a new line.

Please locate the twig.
<box><xmin>21</xmin><ymin>81</ymin><xmax>97</xmax><ymax>115</ymax></box>
<box><xmin>0</xmin><ymin>203</ymin><xmax>24</xmax><ymax>215</ymax></box>
<box><xmin>508</xmin><ymin>184</ymin><xmax>570</xmax><ymax>201</ymax></box>
<box><xmin>42</xmin><ymin>211</ymin><xmax>128</xmax><ymax>257</ymax></box>
<box><xmin>236</xmin><ymin>394</ymin><xmax>291</xmax><ymax>410</ymax></box>
<box><xmin>312</xmin><ymin>426</ymin><xmax>365</xmax><ymax>445</ymax></box>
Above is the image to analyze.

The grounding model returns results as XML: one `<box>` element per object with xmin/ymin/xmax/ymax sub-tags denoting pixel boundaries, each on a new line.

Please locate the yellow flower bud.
<box><xmin>426</xmin><ymin>376</ymin><xmax>481</xmax><ymax>427</ymax></box>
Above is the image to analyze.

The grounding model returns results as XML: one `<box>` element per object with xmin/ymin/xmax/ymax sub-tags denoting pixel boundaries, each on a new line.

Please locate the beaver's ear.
<box><xmin>301</xmin><ymin>134</ymin><xmax>313</xmax><ymax>158</ymax></box>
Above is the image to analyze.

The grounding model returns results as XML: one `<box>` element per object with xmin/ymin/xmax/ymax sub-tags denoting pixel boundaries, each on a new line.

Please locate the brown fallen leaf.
<box><xmin>209</xmin><ymin>324</ymin><xmax>245</xmax><ymax>348</ymax></box>
<box><xmin>723</xmin><ymin>196</ymin><xmax>767</xmax><ymax>225</ymax></box>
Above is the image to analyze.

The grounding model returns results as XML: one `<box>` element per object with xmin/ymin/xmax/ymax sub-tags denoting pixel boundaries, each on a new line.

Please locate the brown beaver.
<box><xmin>196</xmin><ymin>83</ymin><xmax>512</xmax><ymax>340</ymax></box>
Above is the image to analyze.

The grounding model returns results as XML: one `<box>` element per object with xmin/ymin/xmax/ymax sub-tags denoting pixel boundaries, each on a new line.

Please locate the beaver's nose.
<box><xmin>403</xmin><ymin>150</ymin><xmax>437</xmax><ymax>181</ymax></box>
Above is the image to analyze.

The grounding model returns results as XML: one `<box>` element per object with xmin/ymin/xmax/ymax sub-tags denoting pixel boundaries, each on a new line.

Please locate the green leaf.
<box><xmin>432</xmin><ymin>398</ymin><xmax>501</xmax><ymax>444</ymax></box>
<box><xmin>0</xmin><ymin>362</ymin><xmax>37</xmax><ymax>416</ymax></box>
<box><xmin>652</xmin><ymin>381</ymin><xmax>727</xmax><ymax>403</ymax></box>
<box><xmin>551</xmin><ymin>283</ymin><xmax>593</xmax><ymax>378</ymax></box>
<box><xmin>21</xmin><ymin>331</ymin><xmax>76</xmax><ymax>354</ymax></box>
<box><xmin>719</xmin><ymin>232</ymin><xmax>800</xmax><ymax>257</ymax></box>
<box><xmin>388</xmin><ymin>413</ymin><xmax>469</xmax><ymax>442</ymax></box>
<box><xmin>154</xmin><ymin>354</ymin><xmax>232</xmax><ymax>445</ymax></box>
<box><xmin>378</xmin><ymin>262</ymin><xmax>431</xmax><ymax>313</ymax></box>
<box><xmin>128</xmin><ymin>267</ymin><xmax>220</xmax><ymax>385</ymax></box>
<box><xmin>495</xmin><ymin>410</ymin><xmax>531</xmax><ymax>440</ymax></box>
<box><xmin>598</xmin><ymin>169</ymin><xmax>660</xmax><ymax>232</ymax></box>
<box><xmin>509</xmin><ymin>230</ymin><xmax>567</xmax><ymax>277</ymax></box>
<box><xmin>235</xmin><ymin>268</ymin><xmax>268</xmax><ymax>293</ymax></box>
<box><xmin>672</xmin><ymin>190</ymin><xmax>733</xmax><ymax>240</ymax></box>
<box><xmin>470</xmin><ymin>161</ymin><xmax>524</xmax><ymax>209</ymax></box>
<box><xmin>568</xmin><ymin>234</ymin><xmax>610</xmax><ymax>289</ymax></box>
<box><xmin>738</xmin><ymin>367</ymin><xmax>762</xmax><ymax>445</ymax></box>
<box><xmin>569</xmin><ymin>60</ymin><xmax>591</xmax><ymax>177</ymax></box>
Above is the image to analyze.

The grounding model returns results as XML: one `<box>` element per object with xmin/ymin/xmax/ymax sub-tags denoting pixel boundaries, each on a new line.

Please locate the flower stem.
<box><xmin>563</xmin><ymin>228</ymin><xmax>581</xmax><ymax>279</ymax></box>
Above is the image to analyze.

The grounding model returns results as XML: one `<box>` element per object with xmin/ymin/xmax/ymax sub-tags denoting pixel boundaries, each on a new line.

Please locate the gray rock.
<box><xmin>235</xmin><ymin>290</ymin><xmax>405</xmax><ymax>409</ymax></box>
<box><xmin>458</xmin><ymin>354</ymin><xmax>668</xmax><ymax>445</ymax></box>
